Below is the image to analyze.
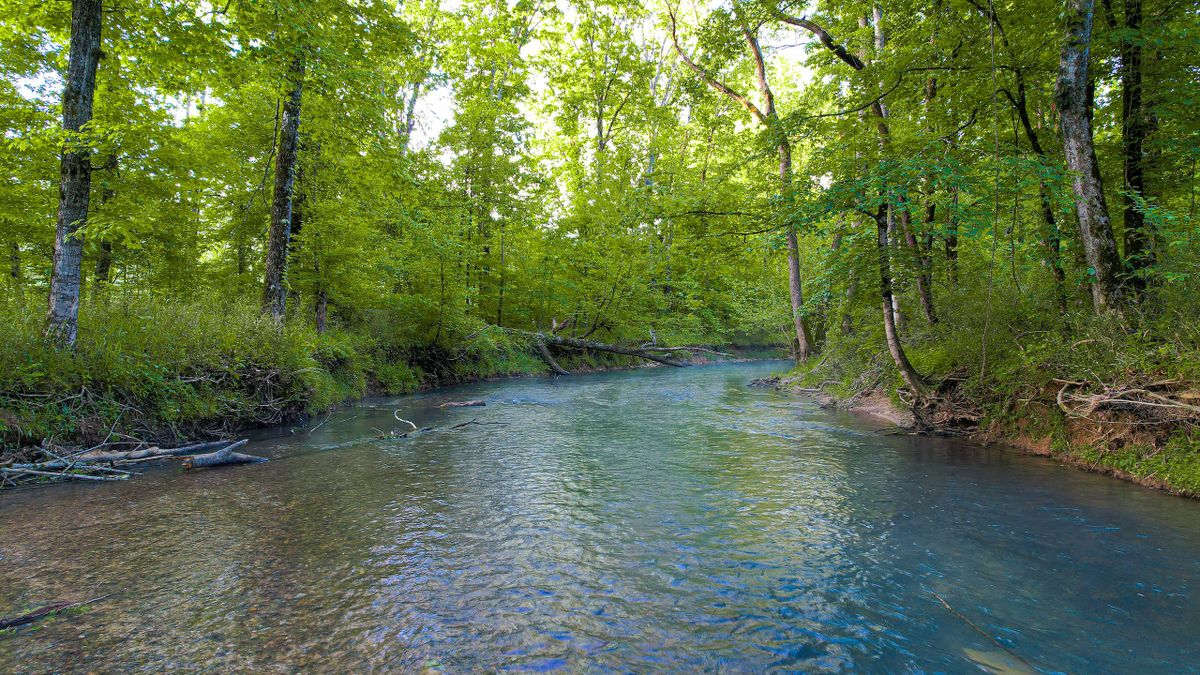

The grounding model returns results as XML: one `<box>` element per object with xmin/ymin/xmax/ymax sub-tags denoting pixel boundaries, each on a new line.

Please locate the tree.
<box><xmin>1056</xmin><ymin>0</ymin><xmax>1124</xmax><ymax>311</ymax></box>
<box><xmin>669</xmin><ymin>4</ymin><xmax>816</xmax><ymax>359</ymax></box>
<box><xmin>262</xmin><ymin>55</ymin><xmax>305</xmax><ymax>321</ymax></box>
<box><xmin>45</xmin><ymin>0</ymin><xmax>103</xmax><ymax>346</ymax></box>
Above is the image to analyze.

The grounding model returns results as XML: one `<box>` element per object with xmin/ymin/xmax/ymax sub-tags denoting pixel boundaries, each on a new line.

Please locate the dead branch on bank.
<box><xmin>1054</xmin><ymin>378</ymin><xmax>1200</xmax><ymax>426</ymax></box>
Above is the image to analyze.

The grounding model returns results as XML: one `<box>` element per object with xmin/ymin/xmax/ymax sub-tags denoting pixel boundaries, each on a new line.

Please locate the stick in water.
<box><xmin>393</xmin><ymin>411</ymin><xmax>418</xmax><ymax>430</ymax></box>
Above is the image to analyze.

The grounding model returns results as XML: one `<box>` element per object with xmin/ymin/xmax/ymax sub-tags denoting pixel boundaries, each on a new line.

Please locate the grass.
<box><xmin>1067</xmin><ymin>432</ymin><xmax>1200</xmax><ymax>496</ymax></box>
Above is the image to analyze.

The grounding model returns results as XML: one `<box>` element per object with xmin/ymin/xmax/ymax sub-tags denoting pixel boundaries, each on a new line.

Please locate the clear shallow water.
<box><xmin>1</xmin><ymin>361</ymin><xmax>1198</xmax><ymax>673</ymax></box>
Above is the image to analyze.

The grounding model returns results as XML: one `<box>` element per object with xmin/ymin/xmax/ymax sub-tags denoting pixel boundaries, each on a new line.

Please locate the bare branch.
<box><xmin>778</xmin><ymin>14</ymin><xmax>866</xmax><ymax>71</ymax></box>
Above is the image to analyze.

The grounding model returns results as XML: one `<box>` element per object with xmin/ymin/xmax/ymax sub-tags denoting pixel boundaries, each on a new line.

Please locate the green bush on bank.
<box><xmin>1072</xmin><ymin>432</ymin><xmax>1200</xmax><ymax>496</ymax></box>
<box><xmin>0</xmin><ymin>300</ymin><xmax>361</xmax><ymax>446</ymax></box>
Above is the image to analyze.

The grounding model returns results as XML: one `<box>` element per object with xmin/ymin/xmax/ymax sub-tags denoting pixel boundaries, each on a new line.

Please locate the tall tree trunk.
<box><xmin>876</xmin><ymin>208</ymin><xmax>929</xmax><ymax>397</ymax></box>
<box><xmin>262</xmin><ymin>55</ymin><xmax>305</xmax><ymax>322</ymax></box>
<box><xmin>916</xmin><ymin>53</ymin><xmax>940</xmax><ymax>324</ymax></box>
<box><xmin>865</xmin><ymin>10</ymin><xmax>925</xmax><ymax>396</ymax></box>
<box><xmin>45</xmin><ymin>0</ymin><xmax>103</xmax><ymax>346</ymax></box>
<box><xmin>314</xmin><ymin>287</ymin><xmax>327</xmax><ymax>334</ymax></box>
<box><xmin>898</xmin><ymin>204</ymin><xmax>936</xmax><ymax>324</ymax></box>
<box><xmin>94</xmin><ymin>240</ymin><xmax>113</xmax><ymax>291</ymax></box>
<box><xmin>1010</xmin><ymin>71</ymin><xmax>1067</xmax><ymax>307</ymax></box>
<box><xmin>1056</xmin><ymin>0</ymin><xmax>1124</xmax><ymax>311</ymax></box>
<box><xmin>497</xmin><ymin>223</ymin><xmax>506</xmax><ymax>326</ymax></box>
<box><xmin>833</xmin><ymin>218</ymin><xmax>858</xmax><ymax>337</ymax></box>
<box><xmin>9</xmin><ymin>241</ymin><xmax>21</xmax><ymax>297</ymax></box>
<box><xmin>945</xmin><ymin>187</ymin><xmax>959</xmax><ymax>282</ymax></box>
<box><xmin>779</xmin><ymin>139</ymin><xmax>815</xmax><ymax>359</ymax></box>
<box><xmin>669</xmin><ymin>16</ymin><xmax>816</xmax><ymax>360</ymax></box>
<box><xmin>975</xmin><ymin>0</ymin><xmax>1067</xmax><ymax>306</ymax></box>
<box><xmin>400</xmin><ymin>82</ymin><xmax>421</xmax><ymax>153</ymax></box>
<box><xmin>1119</xmin><ymin>0</ymin><xmax>1151</xmax><ymax>293</ymax></box>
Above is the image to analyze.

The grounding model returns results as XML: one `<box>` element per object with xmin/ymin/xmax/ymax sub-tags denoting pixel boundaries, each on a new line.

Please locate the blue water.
<box><xmin>1</xmin><ymin>361</ymin><xmax>1197</xmax><ymax>672</ymax></box>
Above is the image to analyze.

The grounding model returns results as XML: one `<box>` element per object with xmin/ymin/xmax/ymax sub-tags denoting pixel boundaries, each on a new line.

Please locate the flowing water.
<box><xmin>2</xmin><ymin>362</ymin><xmax>1199</xmax><ymax>673</ymax></box>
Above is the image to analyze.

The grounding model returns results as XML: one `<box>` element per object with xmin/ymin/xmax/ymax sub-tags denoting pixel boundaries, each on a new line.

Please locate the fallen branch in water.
<box><xmin>0</xmin><ymin>466</ymin><xmax>128</xmax><ymax>482</ymax></box>
<box><xmin>393</xmin><ymin>411</ymin><xmax>418</xmax><ymax>429</ymax></box>
<box><xmin>0</xmin><ymin>594</ymin><xmax>111</xmax><ymax>631</ymax></box>
<box><xmin>440</xmin><ymin>400</ymin><xmax>485</xmax><ymax>408</ymax></box>
<box><xmin>15</xmin><ymin>440</ymin><xmax>233</xmax><ymax>470</ymax></box>
<box><xmin>182</xmin><ymin>440</ymin><xmax>267</xmax><ymax>469</ymax></box>
<box><xmin>449</xmin><ymin>418</ymin><xmax>509</xmax><ymax>430</ymax></box>
<box><xmin>930</xmin><ymin>591</ymin><xmax>1036</xmax><ymax>671</ymax></box>
<box><xmin>2</xmin><ymin>439</ymin><xmax>265</xmax><ymax>489</ymax></box>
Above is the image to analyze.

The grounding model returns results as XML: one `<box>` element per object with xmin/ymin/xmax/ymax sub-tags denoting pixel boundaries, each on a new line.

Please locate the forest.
<box><xmin>3</xmin><ymin>0</ymin><xmax>1200</xmax><ymax>492</ymax></box>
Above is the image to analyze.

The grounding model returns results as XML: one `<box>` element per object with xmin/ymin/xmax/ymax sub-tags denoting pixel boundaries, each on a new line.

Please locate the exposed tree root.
<box><xmin>1055</xmin><ymin>378</ymin><xmax>1200</xmax><ymax>425</ymax></box>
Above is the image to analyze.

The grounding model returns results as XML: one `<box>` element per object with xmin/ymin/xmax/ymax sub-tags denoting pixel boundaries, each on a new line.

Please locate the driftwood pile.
<box><xmin>0</xmin><ymin>438</ymin><xmax>265</xmax><ymax>489</ymax></box>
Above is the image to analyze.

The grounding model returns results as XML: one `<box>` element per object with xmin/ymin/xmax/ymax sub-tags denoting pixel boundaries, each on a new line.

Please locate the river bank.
<box><xmin>0</xmin><ymin>301</ymin><xmax>781</xmax><ymax>483</ymax></box>
<box><xmin>770</xmin><ymin>377</ymin><xmax>1200</xmax><ymax>499</ymax></box>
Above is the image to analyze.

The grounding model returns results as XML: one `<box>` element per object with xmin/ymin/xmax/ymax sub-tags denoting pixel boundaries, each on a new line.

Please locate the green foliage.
<box><xmin>1073</xmin><ymin>432</ymin><xmax>1200</xmax><ymax>496</ymax></box>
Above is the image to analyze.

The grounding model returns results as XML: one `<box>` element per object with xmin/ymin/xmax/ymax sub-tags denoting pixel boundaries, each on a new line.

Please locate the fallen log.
<box><xmin>23</xmin><ymin>440</ymin><xmax>233</xmax><ymax>469</ymax></box>
<box><xmin>440</xmin><ymin>400</ymin><xmax>485</xmax><ymax>408</ymax></box>
<box><xmin>526</xmin><ymin>331</ymin><xmax>686</xmax><ymax>368</ymax></box>
<box><xmin>181</xmin><ymin>440</ymin><xmax>267</xmax><ymax>469</ymax></box>
<box><xmin>534</xmin><ymin>339</ymin><xmax>571</xmax><ymax>375</ymax></box>
<box><xmin>475</xmin><ymin>325</ymin><xmax>733</xmax><ymax>372</ymax></box>
<box><xmin>0</xmin><ymin>467</ymin><xmax>128</xmax><ymax>482</ymax></box>
<box><xmin>641</xmin><ymin>346</ymin><xmax>735</xmax><ymax>357</ymax></box>
<box><xmin>0</xmin><ymin>594</ymin><xmax>110</xmax><ymax>631</ymax></box>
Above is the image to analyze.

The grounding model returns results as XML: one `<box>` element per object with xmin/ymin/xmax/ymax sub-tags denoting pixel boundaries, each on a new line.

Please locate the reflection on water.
<box><xmin>2</xmin><ymin>362</ymin><xmax>1199</xmax><ymax>672</ymax></box>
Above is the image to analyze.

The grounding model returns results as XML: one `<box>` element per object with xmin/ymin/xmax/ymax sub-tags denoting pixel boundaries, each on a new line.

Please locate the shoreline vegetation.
<box><xmin>763</xmin><ymin>313</ymin><xmax>1200</xmax><ymax>498</ymax></box>
<box><xmin>0</xmin><ymin>300</ymin><xmax>781</xmax><ymax>488</ymax></box>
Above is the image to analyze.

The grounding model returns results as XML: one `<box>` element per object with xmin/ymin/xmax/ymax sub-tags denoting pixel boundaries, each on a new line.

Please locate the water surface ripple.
<box><xmin>2</xmin><ymin>362</ymin><xmax>1198</xmax><ymax>672</ymax></box>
